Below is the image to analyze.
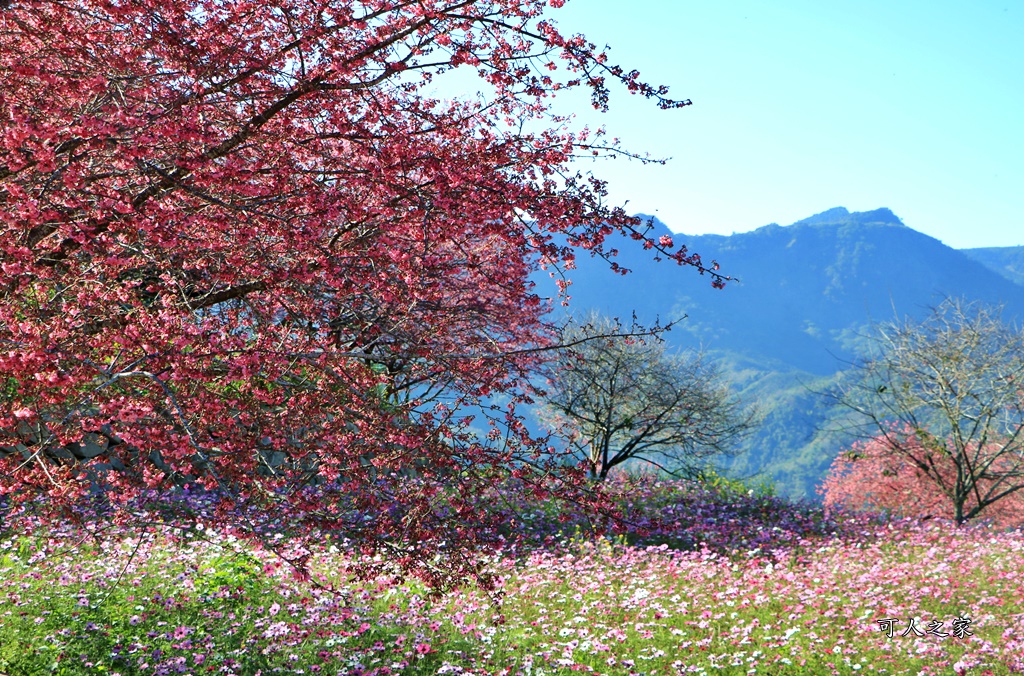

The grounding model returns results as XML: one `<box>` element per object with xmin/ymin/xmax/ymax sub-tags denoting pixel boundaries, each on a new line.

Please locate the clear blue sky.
<box><xmin>549</xmin><ymin>0</ymin><xmax>1024</xmax><ymax>249</ymax></box>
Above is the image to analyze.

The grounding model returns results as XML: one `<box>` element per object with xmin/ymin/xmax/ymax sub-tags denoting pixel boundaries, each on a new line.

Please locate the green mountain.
<box><xmin>543</xmin><ymin>207</ymin><xmax>1024</xmax><ymax>498</ymax></box>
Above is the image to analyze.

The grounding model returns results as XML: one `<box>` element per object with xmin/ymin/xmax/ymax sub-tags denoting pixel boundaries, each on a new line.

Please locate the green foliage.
<box><xmin>194</xmin><ymin>551</ymin><xmax>263</xmax><ymax>596</ymax></box>
<box><xmin>701</xmin><ymin>467</ymin><xmax>776</xmax><ymax>499</ymax></box>
<box><xmin>1</xmin><ymin>376</ymin><xmax>20</xmax><ymax>400</ymax></box>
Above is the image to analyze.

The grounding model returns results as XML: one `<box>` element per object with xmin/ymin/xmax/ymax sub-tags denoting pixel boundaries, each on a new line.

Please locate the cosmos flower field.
<box><xmin>2</xmin><ymin>479</ymin><xmax>1023</xmax><ymax>675</ymax></box>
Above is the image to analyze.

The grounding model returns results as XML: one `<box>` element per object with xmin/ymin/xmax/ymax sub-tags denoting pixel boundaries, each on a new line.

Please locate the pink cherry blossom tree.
<box><xmin>820</xmin><ymin>432</ymin><xmax>1024</xmax><ymax>528</ymax></box>
<box><xmin>0</xmin><ymin>0</ymin><xmax>723</xmax><ymax>585</ymax></box>
<box><xmin>829</xmin><ymin>299</ymin><xmax>1024</xmax><ymax>526</ymax></box>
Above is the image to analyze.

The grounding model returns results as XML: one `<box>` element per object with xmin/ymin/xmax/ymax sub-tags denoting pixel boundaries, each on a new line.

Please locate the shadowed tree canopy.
<box><xmin>833</xmin><ymin>298</ymin><xmax>1024</xmax><ymax>525</ymax></box>
<box><xmin>541</xmin><ymin>314</ymin><xmax>753</xmax><ymax>481</ymax></box>
<box><xmin>0</xmin><ymin>0</ymin><xmax>726</xmax><ymax>586</ymax></box>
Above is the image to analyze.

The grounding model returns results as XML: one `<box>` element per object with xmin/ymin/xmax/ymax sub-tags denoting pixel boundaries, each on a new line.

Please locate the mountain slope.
<box><xmin>558</xmin><ymin>207</ymin><xmax>1024</xmax><ymax>375</ymax></box>
<box><xmin>540</xmin><ymin>208</ymin><xmax>1024</xmax><ymax>498</ymax></box>
<box><xmin>961</xmin><ymin>245</ymin><xmax>1024</xmax><ymax>287</ymax></box>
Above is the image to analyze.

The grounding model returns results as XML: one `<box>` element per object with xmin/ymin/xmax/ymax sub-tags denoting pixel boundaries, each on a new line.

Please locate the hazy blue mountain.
<box><xmin>961</xmin><ymin>246</ymin><xmax>1024</xmax><ymax>287</ymax></box>
<box><xmin>538</xmin><ymin>207</ymin><xmax>1024</xmax><ymax>498</ymax></box>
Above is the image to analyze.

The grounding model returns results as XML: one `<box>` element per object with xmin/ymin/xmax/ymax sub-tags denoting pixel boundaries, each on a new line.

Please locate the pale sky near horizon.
<box><xmin>546</xmin><ymin>0</ymin><xmax>1023</xmax><ymax>249</ymax></box>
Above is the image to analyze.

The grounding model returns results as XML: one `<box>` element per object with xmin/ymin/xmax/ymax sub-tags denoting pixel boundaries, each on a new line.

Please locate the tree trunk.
<box><xmin>954</xmin><ymin>498</ymin><xmax>967</xmax><ymax>526</ymax></box>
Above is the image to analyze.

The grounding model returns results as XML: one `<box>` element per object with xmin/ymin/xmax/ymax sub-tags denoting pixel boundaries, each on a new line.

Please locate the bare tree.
<box><xmin>540</xmin><ymin>314</ymin><xmax>753</xmax><ymax>481</ymax></box>
<box><xmin>835</xmin><ymin>298</ymin><xmax>1024</xmax><ymax>524</ymax></box>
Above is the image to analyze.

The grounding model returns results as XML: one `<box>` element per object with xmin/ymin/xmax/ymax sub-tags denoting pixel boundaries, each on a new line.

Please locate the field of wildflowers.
<box><xmin>2</xmin><ymin>478</ymin><xmax>1023</xmax><ymax>675</ymax></box>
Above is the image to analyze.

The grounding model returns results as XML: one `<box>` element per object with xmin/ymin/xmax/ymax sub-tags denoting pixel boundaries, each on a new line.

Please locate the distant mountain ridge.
<box><xmin>961</xmin><ymin>245</ymin><xmax>1024</xmax><ymax>287</ymax></box>
<box><xmin>540</xmin><ymin>207</ymin><xmax>1024</xmax><ymax>498</ymax></box>
<box><xmin>557</xmin><ymin>207</ymin><xmax>1024</xmax><ymax>374</ymax></box>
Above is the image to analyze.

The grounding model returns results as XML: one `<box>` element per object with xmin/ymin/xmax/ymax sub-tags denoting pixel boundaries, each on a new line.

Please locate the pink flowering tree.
<box><xmin>820</xmin><ymin>432</ymin><xmax>1024</xmax><ymax>528</ymax></box>
<box><xmin>829</xmin><ymin>299</ymin><xmax>1024</xmax><ymax>526</ymax></box>
<box><xmin>0</xmin><ymin>0</ymin><xmax>724</xmax><ymax>584</ymax></box>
